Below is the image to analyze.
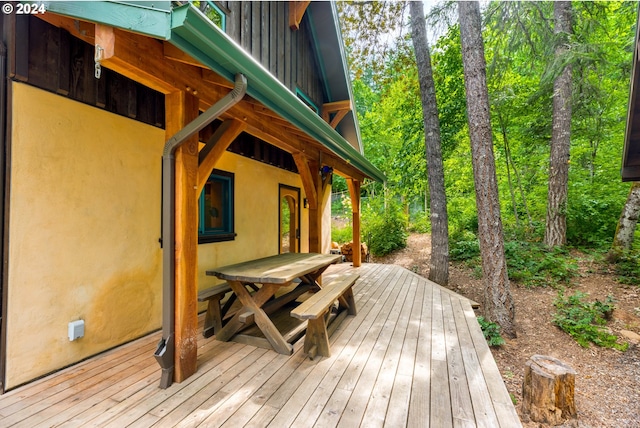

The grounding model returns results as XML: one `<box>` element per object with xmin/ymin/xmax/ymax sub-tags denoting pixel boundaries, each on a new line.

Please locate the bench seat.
<box><xmin>291</xmin><ymin>273</ymin><xmax>359</xmax><ymax>359</ymax></box>
<box><xmin>198</xmin><ymin>282</ymin><xmax>261</xmax><ymax>338</ymax></box>
<box><xmin>198</xmin><ymin>283</ymin><xmax>232</xmax><ymax>338</ymax></box>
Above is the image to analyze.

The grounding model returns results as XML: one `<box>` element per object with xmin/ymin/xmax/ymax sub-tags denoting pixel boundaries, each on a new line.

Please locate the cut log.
<box><xmin>340</xmin><ymin>241</ymin><xmax>368</xmax><ymax>262</ymax></box>
<box><xmin>522</xmin><ymin>354</ymin><xmax>577</xmax><ymax>425</ymax></box>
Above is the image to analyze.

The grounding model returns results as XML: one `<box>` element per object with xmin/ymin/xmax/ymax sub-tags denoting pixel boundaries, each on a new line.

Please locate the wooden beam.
<box><xmin>197</xmin><ymin>119</ymin><xmax>247</xmax><ymax>194</ymax></box>
<box><xmin>202</xmin><ymin>69</ymin><xmax>235</xmax><ymax>89</ymax></box>
<box><xmin>167</xmin><ymin>90</ymin><xmax>200</xmax><ymax>383</ymax></box>
<box><xmin>292</xmin><ymin>152</ymin><xmax>318</xmax><ymax>209</ymax></box>
<box><xmin>307</xmin><ymin>158</ymin><xmax>323</xmax><ymax>253</ymax></box>
<box><xmin>163</xmin><ymin>42</ymin><xmax>204</xmax><ymax>68</ymax></box>
<box><xmin>329</xmin><ymin>109</ymin><xmax>349</xmax><ymax>129</ymax></box>
<box><xmin>322</xmin><ymin>100</ymin><xmax>351</xmax><ymax>112</ymax></box>
<box><xmin>96</xmin><ymin>25</ymin><xmax>179</xmax><ymax>94</ymax></box>
<box><xmin>289</xmin><ymin>1</ymin><xmax>311</xmax><ymax>30</ymax></box>
<box><xmin>347</xmin><ymin>179</ymin><xmax>362</xmax><ymax>267</ymax></box>
<box><xmin>322</xmin><ymin>99</ymin><xmax>352</xmax><ymax>129</ymax></box>
<box><xmin>37</xmin><ymin>13</ymin><xmax>95</xmax><ymax>45</ymax></box>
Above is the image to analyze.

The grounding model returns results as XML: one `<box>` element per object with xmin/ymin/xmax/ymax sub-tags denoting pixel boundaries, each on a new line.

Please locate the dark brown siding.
<box><xmin>220</xmin><ymin>1</ymin><xmax>325</xmax><ymax>111</ymax></box>
<box><xmin>8</xmin><ymin>15</ymin><xmax>165</xmax><ymax>128</ymax></box>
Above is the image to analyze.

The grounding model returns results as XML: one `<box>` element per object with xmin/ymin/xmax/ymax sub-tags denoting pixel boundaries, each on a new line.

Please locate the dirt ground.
<box><xmin>371</xmin><ymin>233</ymin><xmax>640</xmax><ymax>428</ymax></box>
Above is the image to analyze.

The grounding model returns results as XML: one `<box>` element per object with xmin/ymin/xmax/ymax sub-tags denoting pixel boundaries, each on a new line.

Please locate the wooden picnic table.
<box><xmin>205</xmin><ymin>252</ymin><xmax>341</xmax><ymax>354</ymax></box>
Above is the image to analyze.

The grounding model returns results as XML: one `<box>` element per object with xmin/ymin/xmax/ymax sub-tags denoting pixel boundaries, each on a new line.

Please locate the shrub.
<box><xmin>450</xmin><ymin>230</ymin><xmax>480</xmax><ymax>261</ymax></box>
<box><xmin>504</xmin><ymin>241</ymin><xmax>578</xmax><ymax>287</ymax></box>
<box><xmin>552</xmin><ymin>290</ymin><xmax>628</xmax><ymax>351</ymax></box>
<box><xmin>362</xmin><ymin>195</ymin><xmax>407</xmax><ymax>256</ymax></box>
<box><xmin>477</xmin><ymin>316</ymin><xmax>505</xmax><ymax>347</ymax></box>
<box><xmin>331</xmin><ymin>223</ymin><xmax>353</xmax><ymax>245</ymax></box>
<box><xmin>409</xmin><ymin>210</ymin><xmax>431</xmax><ymax>234</ymax></box>
<box><xmin>612</xmin><ymin>252</ymin><xmax>640</xmax><ymax>286</ymax></box>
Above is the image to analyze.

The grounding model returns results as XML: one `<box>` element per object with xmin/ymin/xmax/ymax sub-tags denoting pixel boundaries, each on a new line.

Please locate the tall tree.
<box><xmin>544</xmin><ymin>1</ymin><xmax>573</xmax><ymax>248</ymax></box>
<box><xmin>409</xmin><ymin>1</ymin><xmax>449</xmax><ymax>286</ymax></box>
<box><xmin>609</xmin><ymin>182</ymin><xmax>640</xmax><ymax>260</ymax></box>
<box><xmin>458</xmin><ymin>1</ymin><xmax>515</xmax><ymax>337</ymax></box>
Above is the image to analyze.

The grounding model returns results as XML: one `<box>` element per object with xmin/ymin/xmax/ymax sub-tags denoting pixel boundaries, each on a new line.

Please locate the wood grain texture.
<box><xmin>167</xmin><ymin>90</ymin><xmax>200</xmax><ymax>383</ymax></box>
<box><xmin>0</xmin><ymin>263</ymin><xmax>522</xmax><ymax>428</ymax></box>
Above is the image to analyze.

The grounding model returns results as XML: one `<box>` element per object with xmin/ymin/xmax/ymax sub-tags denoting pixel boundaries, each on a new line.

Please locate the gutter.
<box><xmin>154</xmin><ymin>73</ymin><xmax>247</xmax><ymax>389</ymax></box>
<box><xmin>169</xmin><ymin>4</ymin><xmax>385</xmax><ymax>183</ymax></box>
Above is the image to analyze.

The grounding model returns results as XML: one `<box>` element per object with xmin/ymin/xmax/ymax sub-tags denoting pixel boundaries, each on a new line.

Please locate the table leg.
<box><xmin>215</xmin><ymin>280</ymin><xmax>293</xmax><ymax>355</ymax></box>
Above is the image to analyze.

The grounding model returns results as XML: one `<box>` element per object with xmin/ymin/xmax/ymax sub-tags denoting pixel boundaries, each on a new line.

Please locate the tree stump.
<box><xmin>522</xmin><ymin>355</ymin><xmax>577</xmax><ymax>425</ymax></box>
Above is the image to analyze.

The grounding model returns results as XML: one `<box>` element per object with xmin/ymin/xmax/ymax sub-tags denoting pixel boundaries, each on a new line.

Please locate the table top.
<box><xmin>206</xmin><ymin>252</ymin><xmax>341</xmax><ymax>284</ymax></box>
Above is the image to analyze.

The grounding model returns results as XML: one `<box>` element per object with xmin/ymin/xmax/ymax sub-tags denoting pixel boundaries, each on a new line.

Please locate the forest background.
<box><xmin>330</xmin><ymin>1</ymin><xmax>640</xmax><ymax>290</ymax></box>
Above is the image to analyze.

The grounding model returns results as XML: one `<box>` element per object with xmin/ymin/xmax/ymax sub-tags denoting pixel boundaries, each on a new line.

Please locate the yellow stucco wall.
<box><xmin>197</xmin><ymin>152</ymin><xmax>309</xmax><ymax>289</ymax></box>
<box><xmin>6</xmin><ymin>83</ymin><xmax>165</xmax><ymax>388</ymax></box>
<box><xmin>5</xmin><ymin>83</ymin><xmax>320</xmax><ymax>388</ymax></box>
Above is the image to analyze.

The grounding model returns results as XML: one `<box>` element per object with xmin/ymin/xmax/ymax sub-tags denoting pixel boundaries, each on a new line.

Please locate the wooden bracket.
<box><xmin>197</xmin><ymin>118</ymin><xmax>247</xmax><ymax>195</ymax></box>
<box><xmin>322</xmin><ymin>100</ymin><xmax>352</xmax><ymax>129</ymax></box>
<box><xmin>293</xmin><ymin>152</ymin><xmax>318</xmax><ymax>209</ymax></box>
<box><xmin>289</xmin><ymin>1</ymin><xmax>311</xmax><ymax>30</ymax></box>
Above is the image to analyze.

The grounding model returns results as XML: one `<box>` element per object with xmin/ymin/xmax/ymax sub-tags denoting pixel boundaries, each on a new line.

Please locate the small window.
<box><xmin>296</xmin><ymin>88</ymin><xmax>319</xmax><ymax>115</ymax></box>
<box><xmin>199</xmin><ymin>169</ymin><xmax>235</xmax><ymax>243</ymax></box>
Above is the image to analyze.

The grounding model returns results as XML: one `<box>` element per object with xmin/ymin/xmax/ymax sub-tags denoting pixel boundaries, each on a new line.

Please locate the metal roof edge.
<box><xmin>329</xmin><ymin>1</ymin><xmax>365</xmax><ymax>155</ymax></box>
<box><xmin>170</xmin><ymin>4</ymin><xmax>385</xmax><ymax>183</ymax></box>
<box><xmin>44</xmin><ymin>0</ymin><xmax>171</xmax><ymax>39</ymax></box>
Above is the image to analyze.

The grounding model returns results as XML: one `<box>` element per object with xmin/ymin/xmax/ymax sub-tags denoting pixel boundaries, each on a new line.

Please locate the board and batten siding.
<box><xmin>222</xmin><ymin>1</ymin><xmax>325</xmax><ymax>111</ymax></box>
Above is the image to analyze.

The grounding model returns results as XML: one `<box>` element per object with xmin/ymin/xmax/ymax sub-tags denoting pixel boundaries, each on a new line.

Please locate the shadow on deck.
<box><xmin>0</xmin><ymin>263</ymin><xmax>521</xmax><ymax>427</ymax></box>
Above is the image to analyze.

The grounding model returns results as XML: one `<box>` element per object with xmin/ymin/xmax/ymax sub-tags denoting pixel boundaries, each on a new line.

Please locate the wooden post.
<box><xmin>522</xmin><ymin>354</ymin><xmax>577</xmax><ymax>425</ymax></box>
<box><xmin>308</xmin><ymin>159</ymin><xmax>322</xmax><ymax>253</ymax></box>
<box><xmin>166</xmin><ymin>90</ymin><xmax>199</xmax><ymax>383</ymax></box>
<box><xmin>347</xmin><ymin>178</ymin><xmax>361</xmax><ymax>267</ymax></box>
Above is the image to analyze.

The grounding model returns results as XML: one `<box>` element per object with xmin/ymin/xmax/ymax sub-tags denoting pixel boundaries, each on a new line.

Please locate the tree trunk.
<box><xmin>522</xmin><ymin>355</ymin><xmax>577</xmax><ymax>426</ymax></box>
<box><xmin>544</xmin><ymin>1</ymin><xmax>573</xmax><ymax>248</ymax></box>
<box><xmin>609</xmin><ymin>182</ymin><xmax>640</xmax><ymax>259</ymax></box>
<box><xmin>409</xmin><ymin>0</ymin><xmax>449</xmax><ymax>286</ymax></box>
<box><xmin>498</xmin><ymin>112</ymin><xmax>520</xmax><ymax>228</ymax></box>
<box><xmin>458</xmin><ymin>1</ymin><xmax>516</xmax><ymax>338</ymax></box>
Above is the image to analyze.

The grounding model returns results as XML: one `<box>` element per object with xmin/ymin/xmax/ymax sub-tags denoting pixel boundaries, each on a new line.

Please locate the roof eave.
<box><xmin>169</xmin><ymin>4</ymin><xmax>385</xmax><ymax>183</ymax></box>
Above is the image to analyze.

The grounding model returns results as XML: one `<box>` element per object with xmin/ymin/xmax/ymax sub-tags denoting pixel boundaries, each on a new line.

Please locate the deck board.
<box><xmin>0</xmin><ymin>263</ymin><xmax>521</xmax><ymax>427</ymax></box>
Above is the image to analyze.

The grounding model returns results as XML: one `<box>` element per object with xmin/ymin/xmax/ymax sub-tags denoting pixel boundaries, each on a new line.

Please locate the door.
<box><xmin>279</xmin><ymin>185</ymin><xmax>300</xmax><ymax>253</ymax></box>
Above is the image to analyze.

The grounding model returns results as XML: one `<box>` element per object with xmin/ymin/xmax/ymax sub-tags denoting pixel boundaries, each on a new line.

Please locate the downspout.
<box><xmin>154</xmin><ymin>73</ymin><xmax>247</xmax><ymax>389</ymax></box>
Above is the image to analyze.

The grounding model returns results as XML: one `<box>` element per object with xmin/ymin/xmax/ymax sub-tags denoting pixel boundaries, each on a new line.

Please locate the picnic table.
<box><xmin>206</xmin><ymin>252</ymin><xmax>341</xmax><ymax>354</ymax></box>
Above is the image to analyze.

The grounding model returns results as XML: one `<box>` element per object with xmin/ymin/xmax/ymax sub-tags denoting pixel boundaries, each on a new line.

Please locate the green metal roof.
<box><xmin>44</xmin><ymin>1</ymin><xmax>385</xmax><ymax>183</ymax></box>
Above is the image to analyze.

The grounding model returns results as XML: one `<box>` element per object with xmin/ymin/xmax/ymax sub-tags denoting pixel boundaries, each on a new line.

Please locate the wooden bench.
<box><xmin>198</xmin><ymin>282</ymin><xmax>259</xmax><ymax>338</ymax></box>
<box><xmin>290</xmin><ymin>273</ymin><xmax>359</xmax><ymax>359</ymax></box>
<box><xmin>198</xmin><ymin>283</ymin><xmax>232</xmax><ymax>338</ymax></box>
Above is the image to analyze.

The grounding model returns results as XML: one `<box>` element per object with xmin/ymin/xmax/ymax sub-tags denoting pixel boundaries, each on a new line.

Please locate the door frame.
<box><xmin>279</xmin><ymin>184</ymin><xmax>300</xmax><ymax>253</ymax></box>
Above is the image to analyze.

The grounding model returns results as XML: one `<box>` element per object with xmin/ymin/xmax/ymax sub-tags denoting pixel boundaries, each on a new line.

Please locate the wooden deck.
<box><xmin>0</xmin><ymin>263</ymin><xmax>521</xmax><ymax>427</ymax></box>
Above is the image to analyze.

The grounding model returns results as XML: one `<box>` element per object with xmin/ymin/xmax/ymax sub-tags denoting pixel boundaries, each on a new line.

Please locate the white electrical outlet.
<box><xmin>68</xmin><ymin>320</ymin><xmax>85</xmax><ymax>341</ymax></box>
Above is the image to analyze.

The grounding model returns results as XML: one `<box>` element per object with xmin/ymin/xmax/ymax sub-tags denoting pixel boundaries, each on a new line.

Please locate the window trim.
<box><xmin>198</xmin><ymin>169</ymin><xmax>235</xmax><ymax>244</ymax></box>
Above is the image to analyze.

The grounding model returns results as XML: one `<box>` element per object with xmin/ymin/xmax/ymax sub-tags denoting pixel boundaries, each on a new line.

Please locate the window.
<box><xmin>199</xmin><ymin>169</ymin><xmax>235</xmax><ymax>243</ymax></box>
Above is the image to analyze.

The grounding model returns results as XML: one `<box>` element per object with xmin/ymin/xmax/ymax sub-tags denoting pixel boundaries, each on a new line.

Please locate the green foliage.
<box><xmin>612</xmin><ymin>252</ymin><xmax>640</xmax><ymax>286</ymax></box>
<box><xmin>331</xmin><ymin>223</ymin><xmax>353</xmax><ymax>245</ymax></box>
<box><xmin>362</xmin><ymin>195</ymin><xmax>407</xmax><ymax>256</ymax></box>
<box><xmin>408</xmin><ymin>210</ymin><xmax>431</xmax><ymax>233</ymax></box>
<box><xmin>553</xmin><ymin>290</ymin><xmax>628</xmax><ymax>351</ymax></box>
<box><xmin>450</xmin><ymin>237</ymin><xmax>578</xmax><ymax>287</ymax></box>
<box><xmin>450</xmin><ymin>232</ymin><xmax>480</xmax><ymax>261</ymax></box>
<box><xmin>477</xmin><ymin>316</ymin><xmax>506</xmax><ymax>347</ymax></box>
<box><xmin>346</xmin><ymin>1</ymin><xmax>636</xmax><ymax>264</ymax></box>
<box><xmin>503</xmin><ymin>241</ymin><xmax>578</xmax><ymax>287</ymax></box>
